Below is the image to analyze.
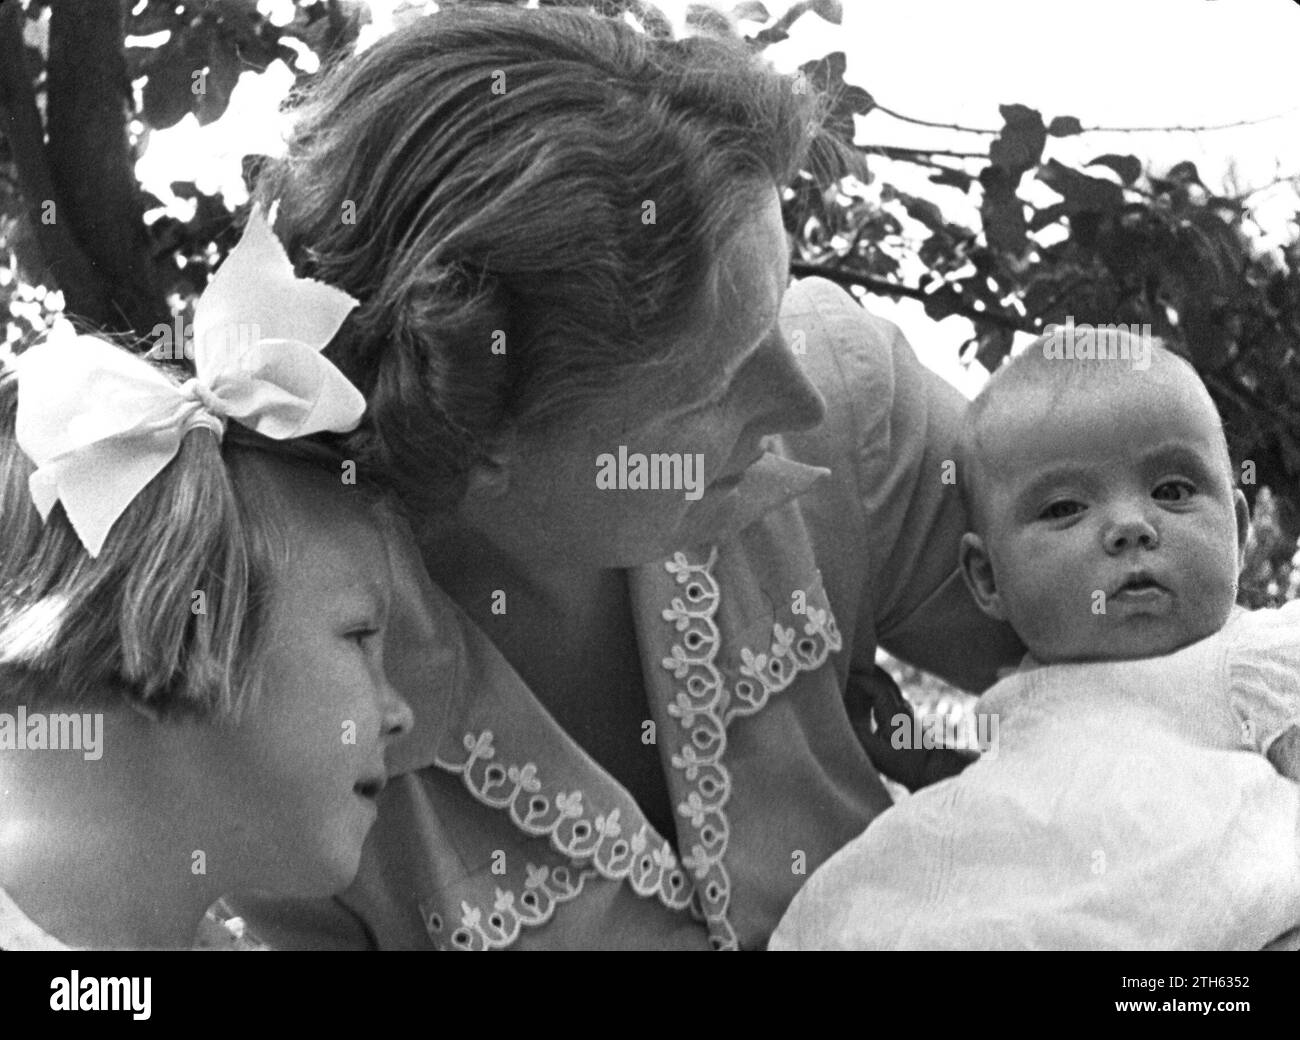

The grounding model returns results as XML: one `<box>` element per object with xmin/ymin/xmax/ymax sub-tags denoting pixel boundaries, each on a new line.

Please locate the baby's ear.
<box><xmin>1233</xmin><ymin>489</ymin><xmax>1251</xmax><ymax>572</ymax></box>
<box><xmin>958</xmin><ymin>532</ymin><xmax>1006</xmax><ymax>621</ymax></box>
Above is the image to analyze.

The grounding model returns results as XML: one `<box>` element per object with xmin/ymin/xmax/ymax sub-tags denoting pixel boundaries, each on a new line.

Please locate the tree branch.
<box><xmin>1081</xmin><ymin>110</ymin><xmax>1299</xmax><ymax>134</ymax></box>
<box><xmin>870</xmin><ymin>102</ymin><xmax>997</xmax><ymax>135</ymax></box>
<box><xmin>46</xmin><ymin>0</ymin><xmax>163</xmax><ymax>332</ymax></box>
<box><xmin>862</xmin><ymin>144</ymin><xmax>987</xmax><ymax>163</ymax></box>
<box><xmin>870</xmin><ymin>102</ymin><xmax>1300</xmax><ymax>138</ymax></box>
<box><xmin>0</xmin><ymin>0</ymin><xmax>110</xmax><ymax>311</ymax></box>
<box><xmin>789</xmin><ymin>260</ymin><xmax>1031</xmax><ymax>332</ymax></box>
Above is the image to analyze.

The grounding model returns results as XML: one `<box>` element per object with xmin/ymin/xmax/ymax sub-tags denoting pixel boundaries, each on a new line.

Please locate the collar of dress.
<box><xmin>378</xmin><ymin>451</ymin><xmax>840</xmax><ymax>949</ymax></box>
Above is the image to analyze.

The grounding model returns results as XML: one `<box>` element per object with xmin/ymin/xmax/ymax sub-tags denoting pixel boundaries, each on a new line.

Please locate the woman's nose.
<box><xmin>748</xmin><ymin>330</ymin><xmax>827</xmax><ymax>436</ymax></box>
<box><xmin>1102</xmin><ymin>513</ymin><xmax>1160</xmax><ymax>554</ymax></box>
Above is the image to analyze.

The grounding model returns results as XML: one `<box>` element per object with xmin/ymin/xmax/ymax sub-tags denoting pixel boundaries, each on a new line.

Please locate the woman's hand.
<box><xmin>845</xmin><ymin>665</ymin><xmax>978</xmax><ymax>792</ymax></box>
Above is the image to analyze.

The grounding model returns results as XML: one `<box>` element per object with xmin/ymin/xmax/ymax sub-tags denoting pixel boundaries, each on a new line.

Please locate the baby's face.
<box><xmin>964</xmin><ymin>359</ymin><xmax>1248</xmax><ymax>663</ymax></box>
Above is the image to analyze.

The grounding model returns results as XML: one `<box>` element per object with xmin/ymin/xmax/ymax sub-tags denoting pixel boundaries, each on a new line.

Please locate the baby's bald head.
<box><xmin>958</xmin><ymin>328</ymin><xmax>1231</xmax><ymax>537</ymax></box>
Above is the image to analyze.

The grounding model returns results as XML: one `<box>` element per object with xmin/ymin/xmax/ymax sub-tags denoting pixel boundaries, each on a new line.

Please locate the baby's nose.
<box><xmin>1102</xmin><ymin>515</ymin><xmax>1160</xmax><ymax>554</ymax></box>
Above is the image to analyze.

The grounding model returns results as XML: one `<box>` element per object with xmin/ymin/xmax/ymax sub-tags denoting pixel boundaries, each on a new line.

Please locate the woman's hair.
<box><xmin>256</xmin><ymin>4</ymin><xmax>851</xmax><ymax>516</ymax></box>
<box><xmin>0</xmin><ymin>356</ymin><xmax>372</xmax><ymax>722</ymax></box>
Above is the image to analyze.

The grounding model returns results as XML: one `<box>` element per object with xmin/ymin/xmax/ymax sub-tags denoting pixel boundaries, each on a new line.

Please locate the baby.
<box><xmin>772</xmin><ymin>327</ymin><xmax>1300</xmax><ymax>950</ymax></box>
<box><xmin>0</xmin><ymin>210</ymin><xmax>416</xmax><ymax>950</ymax></box>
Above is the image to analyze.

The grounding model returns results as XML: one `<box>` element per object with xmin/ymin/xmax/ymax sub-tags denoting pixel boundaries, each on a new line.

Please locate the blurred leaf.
<box><xmin>732</xmin><ymin>1</ymin><xmax>770</xmax><ymax>20</ymax></box>
<box><xmin>1047</xmin><ymin>115</ymin><xmax>1083</xmax><ymax>137</ymax></box>
<box><xmin>1167</xmin><ymin>160</ymin><xmax>1203</xmax><ymax>185</ymax></box>
<box><xmin>980</xmin><ymin>166</ymin><xmax>1028</xmax><ymax>254</ymax></box>
<box><xmin>808</xmin><ymin>0</ymin><xmax>843</xmax><ymax>23</ymax></box>
<box><xmin>141</xmin><ymin>47</ymin><xmax>196</xmax><ymax>129</ymax></box>
<box><xmin>900</xmin><ymin>193</ymin><xmax>946</xmax><ymax>234</ymax></box>
<box><xmin>989</xmin><ymin>104</ymin><xmax>1045</xmax><ymax>178</ymax></box>
<box><xmin>194</xmin><ymin>31</ymin><xmax>241</xmax><ymax>125</ymax></box>
<box><xmin>686</xmin><ymin>3</ymin><xmax>735</xmax><ymax>35</ymax></box>
<box><xmin>1037</xmin><ymin>159</ymin><xmax>1124</xmax><ymax>215</ymax></box>
<box><xmin>797</xmin><ymin>52</ymin><xmax>873</xmax><ymax>140</ymax></box>
<box><xmin>975</xmin><ymin>324</ymin><xmax>1014</xmax><ymax>370</ymax></box>
<box><xmin>928</xmin><ymin>166</ymin><xmax>973</xmax><ymax>192</ymax></box>
<box><xmin>1087</xmin><ymin>153</ymin><xmax>1142</xmax><ymax>186</ymax></box>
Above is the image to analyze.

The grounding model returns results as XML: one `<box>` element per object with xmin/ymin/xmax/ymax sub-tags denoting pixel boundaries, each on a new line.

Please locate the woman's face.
<box><xmin>464</xmin><ymin>184</ymin><xmax>827</xmax><ymax>567</ymax></box>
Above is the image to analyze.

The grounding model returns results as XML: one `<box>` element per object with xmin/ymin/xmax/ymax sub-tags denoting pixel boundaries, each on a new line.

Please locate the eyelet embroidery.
<box><xmin>420</xmin><ymin>864</ymin><xmax>595</xmax><ymax>951</ymax></box>
<box><xmin>727</xmin><ymin>601</ymin><xmax>841</xmax><ymax>724</ymax></box>
<box><xmin>429</xmin><ymin>542</ymin><xmax>840</xmax><ymax>951</ymax></box>
<box><xmin>661</xmin><ymin>546</ymin><xmax>843</xmax><ymax>950</ymax></box>
<box><xmin>435</xmin><ymin>730</ymin><xmax>696</xmax><ymax>949</ymax></box>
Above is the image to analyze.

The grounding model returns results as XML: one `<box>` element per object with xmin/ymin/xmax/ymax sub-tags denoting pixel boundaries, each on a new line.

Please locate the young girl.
<box><xmin>772</xmin><ymin>329</ymin><xmax>1300</xmax><ymax>950</ymax></box>
<box><xmin>0</xmin><ymin>211</ymin><xmax>415</xmax><ymax>950</ymax></box>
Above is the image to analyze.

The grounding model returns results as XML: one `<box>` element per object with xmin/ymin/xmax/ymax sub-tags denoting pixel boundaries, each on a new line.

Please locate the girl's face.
<box><xmin>962</xmin><ymin>358</ymin><xmax>1249</xmax><ymax>664</ymax></box>
<box><xmin>185</xmin><ymin>465</ymin><xmax>414</xmax><ymax>896</ymax></box>
<box><xmin>458</xmin><ymin>185</ymin><xmax>828</xmax><ymax>568</ymax></box>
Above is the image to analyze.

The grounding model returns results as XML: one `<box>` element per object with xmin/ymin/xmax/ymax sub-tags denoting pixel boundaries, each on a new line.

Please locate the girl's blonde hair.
<box><xmin>0</xmin><ymin>358</ymin><xmax>368</xmax><ymax>721</ymax></box>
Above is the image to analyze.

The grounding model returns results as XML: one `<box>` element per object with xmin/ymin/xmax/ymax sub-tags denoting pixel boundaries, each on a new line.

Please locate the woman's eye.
<box><xmin>1153</xmin><ymin>479</ymin><xmax>1196</xmax><ymax>502</ymax></box>
<box><xmin>1039</xmin><ymin>500</ymin><xmax>1083</xmax><ymax>521</ymax></box>
<box><xmin>347</xmin><ymin>628</ymin><xmax>380</xmax><ymax>648</ymax></box>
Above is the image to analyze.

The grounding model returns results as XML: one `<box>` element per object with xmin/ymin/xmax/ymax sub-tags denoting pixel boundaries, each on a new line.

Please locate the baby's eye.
<box><xmin>347</xmin><ymin>627</ymin><xmax>380</xmax><ymax>648</ymax></box>
<box><xmin>1153</xmin><ymin>479</ymin><xmax>1197</xmax><ymax>502</ymax></box>
<box><xmin>1039</xmin><ymin>500</ymin><xmax>1084</xmax><ymax>521</ymax></box>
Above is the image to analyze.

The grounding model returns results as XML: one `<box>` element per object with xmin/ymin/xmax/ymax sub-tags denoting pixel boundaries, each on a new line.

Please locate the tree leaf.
<box><xmin>141</xmin><ymin>47</ymin><xmax>197</xmax><ymax>130</ymax></box>
<box><xmin>797</xmin><ymin>52</ymin><xmax>874</xmax><ymax>140</ymax></box>
<box><xmin>686</xmin><ymin>3</ymin><xmax>736</xmax><ymax>35</ymax></box>
<box><xmin>900</xmin><ymin>193</ymin><xmax>947</xmax><ymax>234</ymax></box>
<box><xmin>989</xmin><ymin>104</ymin><xmax>1045</xmax><ymax>178</ymax></box>
<box><xmin>1047</xmin><ymin>115</ymin><xmax>1083</xmax><ymax>137</ymax></box>
<box><xmin>808</xmin><ymin>0</ymin><xmax>843</xmax><ymax>24</ymax></box>
<box><xmin>195</xmin><ymin>33</ymin><xmax>241</xmax><ymax>126</ymax></box>
<box><xmin>980</xmin><ymin>166</ymin><xmax>1029</xmax><ymax>254</ymax></box>
<box><xmin>731</xmin><ymin>1</ymin><xmax>770</xmax><ymax>21</ymax></box>
<box><xmin>975</xmin><ymin>325</ymin><xmax>1015</xmax><ymax>370</ymax></box>
<box><xmin>1037</xmin><ymin>159</ymin><xmax>1124</xmax><ymax>215</ymax></box>
<box><xmin>928</xmin><ymin>166</ymin><xmax>973</xmax><ymax>192</ymax></box>
<box><xmin>1086</xmin><ymin>153</ymin><xmax>1142</xmax><ymax>186</ymax></box>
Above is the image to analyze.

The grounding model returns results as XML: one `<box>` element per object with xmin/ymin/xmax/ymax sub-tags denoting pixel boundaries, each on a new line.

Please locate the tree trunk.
<box><xmin>46</xmin><ymin>0</ymin><xmax>164</xmax><ymax>333</ymax></box>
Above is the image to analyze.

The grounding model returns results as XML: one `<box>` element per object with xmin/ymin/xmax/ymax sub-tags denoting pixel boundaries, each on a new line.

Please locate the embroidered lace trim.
<box><xmin>420</xmin><ymin>863</ymin><xmax>599</xmax><ymax>951</ymax></box>
<box><xmin>431</xmin><ymin>545</ymin><xmax>841</xmax><ymax>951</ymax></box>
<box><xmin>660</xmin><ymin>547</ymin><xmax>843</xmax><ymax>950</ymax></box>
<box><xmin>434</xmin><ymin>730</ymin><xmax>695</xmax><ymax>949</ymax></box>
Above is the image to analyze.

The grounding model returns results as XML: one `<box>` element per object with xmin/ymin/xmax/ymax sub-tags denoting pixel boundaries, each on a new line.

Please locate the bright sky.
<box><xmin>130</xmin><ymin>0</ymin><xmax>1300</xmax><ymax>396</ymax></box>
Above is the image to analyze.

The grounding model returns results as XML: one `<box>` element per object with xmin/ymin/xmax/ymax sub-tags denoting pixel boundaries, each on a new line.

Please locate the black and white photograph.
<box><xmin>0</xmin><ymin>0</ymin><xmax>1298</xmax><ymax>1018</ymax></box>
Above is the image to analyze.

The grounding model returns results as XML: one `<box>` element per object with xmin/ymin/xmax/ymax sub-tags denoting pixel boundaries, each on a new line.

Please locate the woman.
<box><xmin>238</xmin><ymin>4</ymin><xmax>1023</xmax><ymax>950</ymax></box>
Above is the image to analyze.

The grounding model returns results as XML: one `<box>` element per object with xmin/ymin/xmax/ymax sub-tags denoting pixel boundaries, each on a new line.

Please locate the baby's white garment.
<box><xmin>771</xmin><ymin>602</ymin><xmax>1300</xmax><ymax>950</ymax></box>
<box><xmin>0</xmin><ymin>885</ymin><xmax>71</xmax><ymax>950</ymax></box>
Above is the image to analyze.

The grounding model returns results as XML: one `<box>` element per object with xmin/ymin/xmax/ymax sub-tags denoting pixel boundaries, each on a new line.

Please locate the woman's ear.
<box><xmin>959</xmin><ymin>532</ymin><xmax>1006</xmax><ymax>621</ymax></box>
<box><xmin>461</xmin><ymin>428</ymin><xmax>517</xmax><ymax>502</ymax></box>
<box><xmin>116</xmin><ymin>679</ymin><xmax>163</xmax><ymax>724</ymax></box>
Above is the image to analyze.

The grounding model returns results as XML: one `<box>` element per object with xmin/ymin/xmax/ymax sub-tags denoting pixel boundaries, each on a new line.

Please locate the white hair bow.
<box><xmin>14</xmin><ymin>206</ymin><xmax>365</xmax><ymax>557</ymax></box>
